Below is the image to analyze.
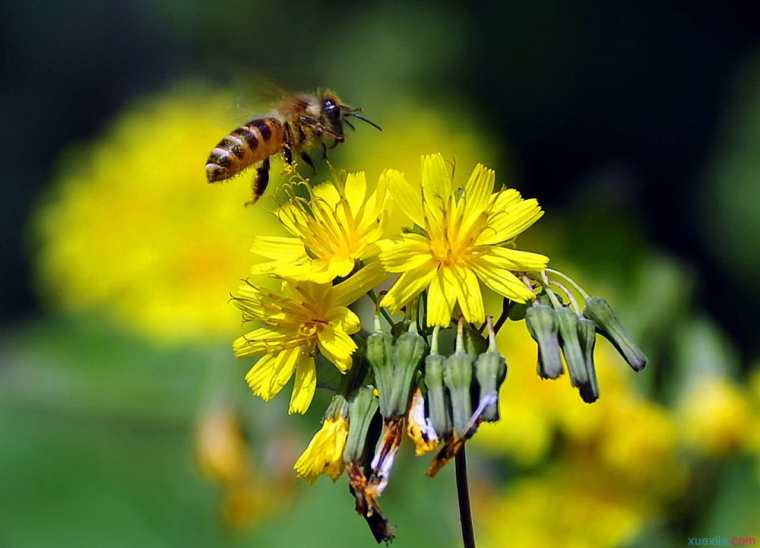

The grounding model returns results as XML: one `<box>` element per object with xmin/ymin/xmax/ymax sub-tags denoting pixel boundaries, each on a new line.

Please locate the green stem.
<box><xmin>455</xmin><ymin>447</ymin><xmax>476</xmax><ymax>548</ymax></box>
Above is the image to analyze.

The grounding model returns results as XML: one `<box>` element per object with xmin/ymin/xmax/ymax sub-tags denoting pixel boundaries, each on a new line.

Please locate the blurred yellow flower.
<box><xmin>294</xmin><ymin>397</ymin><xmax>350</xmax><ymax>483</ymax></box>
<box><xmin>232</xmin><ymin>264</ymin><xmax>385</xmax><ymax>414</ymax></box>
<box><xmin>250</xmin><ymin>172</ymin><xmax>388</xmax><ymax>282</ymax></box>
<box><xmin>379</xmin><ymin>154</ymin><xmax>548</xmax><ymax>326</ymax></box>
<box><xmin>33</xmin><ymin>84</ymin><xmax>282</xmax><ymax>342</ymax></box>
<box><xmin>678</xmin><ymin>376</ymin><xmax>754</xmax><ymax>457</ymax></box>
<box><xmin>478</xmin><ymin>466</ymin><xmax>647</xmax><ymax>548</ymax></box>
<box><xmin>196</xmin><ymin>406</ymin><xmax>250</xmax><ymax>485</ymax></box>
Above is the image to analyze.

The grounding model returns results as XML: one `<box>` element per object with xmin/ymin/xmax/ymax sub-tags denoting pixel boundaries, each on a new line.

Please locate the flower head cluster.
<box><xmin>379</xmin><ymin>154</ymin><xmax>549</xmax><ymax>326</ymax></box>
<box><xmin>250</xmin><ymin>172</ymin><xmax>388</xmax><ymax>282</ymax></box>
<box><xmin>228</xmin><ymin>154</ymin><xmax>648</xmax><ymax>543</ymax></box>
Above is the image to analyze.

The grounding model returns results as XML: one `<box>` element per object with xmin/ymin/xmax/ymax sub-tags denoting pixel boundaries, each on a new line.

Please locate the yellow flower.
<box><xmin>33</xmin><ymin>84</ymin><xmax>282</xmax><ymax>342</ymax></box>
<box><xmin>232</xmin><ymin>264</ymin><xmax>385</xmax><ymax>414</ymax></box>
<box><xmin>294</xmin><ymin>400</ymin><xmax>350</xmax><ymax>483</ymax></box>
<box><xmin>379</xmin><ymin>154</ymin><xmax>549</xmax><ymax>326</ymax></box>
<box><xmin>678</xmin><ymin>376</ymin><xmax>753</xmax><ymax>457</ymax></box>
<box><xmin>195</xmin><ymin>406</ymin><xmax>250</xmax><ymax>484</ymax></box>
<box><xmin>250</xmin><ymin>172</ymin><xmax>388</xmax><ymax>283</ymax></box>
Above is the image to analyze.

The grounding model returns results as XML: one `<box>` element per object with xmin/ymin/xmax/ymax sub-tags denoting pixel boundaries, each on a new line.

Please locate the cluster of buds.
<box><xmin>525</xmin><ymin>281</ymin><xmax>647</xmax><ymax>402</ymax></box>
<box><xmin>341</xmin><ymin>315</ymin><xmax>508</xmax><ymax>542</ymax></box>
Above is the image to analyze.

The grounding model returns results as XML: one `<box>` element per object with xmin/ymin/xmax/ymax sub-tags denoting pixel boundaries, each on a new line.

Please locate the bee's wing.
<box><xmin>227</xmin><ymin>75</ymin><xmax>299</xmax><ymax>121</ymax></box>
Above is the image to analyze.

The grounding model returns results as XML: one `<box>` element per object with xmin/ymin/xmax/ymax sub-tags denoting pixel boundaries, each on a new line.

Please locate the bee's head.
<box><xmin>318</xmin><ymin>91</ymin><xmax>345</xmax><ymax>142</ymax></box>
<box><xmin>316</xmin><ymin>89</ymin><xmax>382</xmax><ymax>145</ymax></box>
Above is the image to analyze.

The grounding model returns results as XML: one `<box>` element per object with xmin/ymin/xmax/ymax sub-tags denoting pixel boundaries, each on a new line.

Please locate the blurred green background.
<box><xmin>3</xmin><ymin>1</ymin><xmax>760</xmax><ymax>547</ymax></box>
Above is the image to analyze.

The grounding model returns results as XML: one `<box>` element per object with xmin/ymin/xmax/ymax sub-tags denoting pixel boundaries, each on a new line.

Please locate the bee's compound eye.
<box><xmin>322</xmin><ymin>99</ymin><xmax>336</xmax><ymax>112</ymax></box>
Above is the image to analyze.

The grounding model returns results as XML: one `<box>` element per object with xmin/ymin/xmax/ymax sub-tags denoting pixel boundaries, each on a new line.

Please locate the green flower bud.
<box><xmin>583</xmin><ymin>296</ymin><xmax>647</xmax><ymax>372</ymax></box>
<box><xmin>386</xmin><ymin>322</ymin><xmax>428</xmax><ymax>417</ymax></box>
<box><xmin>424</xmin><ymin>328</ymin><xmax>452</xmax><ymax>437</ymax></box>
<box><xmin>344</xmin><ymin>386</ymin><xmax>379</xmax><ymax>463</ymax></box>
<box><xmin>474</xmin><ymin>320</ymin><xmax>507</xmax><ymax>422</ymax></box>
<box><xmin>577</xmin><ymin>318</ymin><xmax>600</xmax><ymax>403</ymax></box>
<box><xmin>367</xmin><ymin>316</ymin><xmax>394</xmax><ymax>416</ymax></box>
<box><xmin>555</xmin><ymin>307</ymin><xmax>589</xmax><ymax>387</ymax></box>
<box><xmin>444</xmin><ymin>320</ymin><xmax>474</xmax><ymax>437</ymax></box>
<box><xmin>525</xmin><ymin>303</ymin><xmax>563</xmax><ymax>379</ymax></box>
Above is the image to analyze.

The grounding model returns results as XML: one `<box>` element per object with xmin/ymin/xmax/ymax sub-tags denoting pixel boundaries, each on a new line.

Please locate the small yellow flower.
<box><xmin>249</xmin><ymin>172</ymin><xmax>388</xmax><ymax>283</ymax></box>
<box><xmin>294</xmin><ymin>402</ymin><xmax>350</xmax><ymax>483</ymax></box>
<box><xmin>379</xmin><ymin>154</ymin><xmax>549</xmax><ymax>326</ymax></box>
<box><xmin>232</xmin><ymin>263</ymin><xmax>386</xmax><ymax>414</ymax></box>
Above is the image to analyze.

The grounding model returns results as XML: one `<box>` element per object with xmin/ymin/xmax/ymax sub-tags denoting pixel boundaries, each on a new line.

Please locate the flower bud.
<box><xmin>583</xmin><ymin>296</ymin><xmax>647</xmax><ymax>372</ymax></box>
<box><xmin>444</xmin><ymin>319</ymin><xmax>474</xmax><ymax>438</ymax></box>
<box><xmin>577</xmin><ymin>318</ymin><xmax>600</xmax><ymax>403</ymax></box>
<box><xmin>525</xmin><ymin>303</ymin><xmax>563</xmax><ymax>379</ymax></box>
<box><xmin>344</xmin><ymin>386</ymin><xmax>379</xmax><ymax>463</ymax></box>
<box><xmin>475</xmin><ymin>318</ymin><xmax>507</xmax><ymax>422</ymax></box>
<box><xmin>424</xmin><ymin>328</ymin><xmax>452</xmax><ymax>438</ymax></box>
<box><xmin>366</xmin><ymin>316</ymin><xmax>394</xmax><ymax>417</ymax></box>
<box><xmin>387</xmin><ymin>322</ymin><xmax>427</xmax><ymax>417</ymax></box>
<box><xmin>555</xmin><ymin>307</ymin><xmax>589</xmax><ymax>387</ymax></box>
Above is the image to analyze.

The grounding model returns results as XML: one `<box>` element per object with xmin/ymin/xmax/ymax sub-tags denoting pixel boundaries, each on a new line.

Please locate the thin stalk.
<box><xmin>367</xmin><ymin>289</ymin><xmax>395</xmax><ymax>327</ymax></box>
<box><xmin>546</xmin><ymin>268</ymin><xmax>590</xmax><ymax>300</ymax></box>
<box><xmin>455</xmin><ymin>447</ymin><xmax>476</xmax><ymax>548</ymax></box>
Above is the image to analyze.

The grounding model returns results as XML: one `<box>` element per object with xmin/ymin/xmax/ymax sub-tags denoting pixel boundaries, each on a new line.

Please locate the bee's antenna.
<box><xmin>350</xmin><ymin>113</ymin><xmax>383</xmax><ymax>132</ymax></box>
<box><xmin>344</xmin><ymin>119</ymin><xmax>356</xmax><ymax>131</ymax></box>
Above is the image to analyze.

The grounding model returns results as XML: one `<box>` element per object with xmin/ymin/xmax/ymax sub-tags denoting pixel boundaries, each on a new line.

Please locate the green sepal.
<box><xmin>525</xmin><ymin>303</ymin><xmax>563</xmax><ymax>379</ymax></box>
<box><xmin>344</xmin><ymin>386</ymin><xmax>379</xmax><ymax>463</ymax></box>
<box><xmin>443</xmin><ymin>323</ymin><xmax>474</xmax><ymax>437</ymax></box>
<box><xmin>555</xmin><ymin>307</ymin><xmax>589</xmax><ymax>387</ymax></box>
<box><xmin>424</xmin><ymin>352</ymin><xmax>451</xmax><ymax>437</ymax></box>
<box><xmin>387</xmin><ymin>323</ymin><xmax>427</xmax><ymax>417</ymax></box>
<box><xmin>583</xmin><ymin>296</ymin><xmax>647</xmax><ymax>372</ymax></box>
<box><xmin>366</xmin><ymin>318</ymin><xmax>394</xmax><ymax>417</ymax></box>
<box><xmin>577</xmin><ymin>318</ymin><xmax>600</xmax><ymax>403</ymax></box>
<box><xmin>475</xmin><ymin>351</ymin><xmax>506</xmax><ymax>422</ymax></box>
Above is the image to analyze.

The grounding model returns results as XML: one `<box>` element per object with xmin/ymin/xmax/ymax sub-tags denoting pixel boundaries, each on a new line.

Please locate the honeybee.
<box><xmin>205</xmin><ymin>89</ymin><xmax>381</xmax><ymax>204</ymax></box>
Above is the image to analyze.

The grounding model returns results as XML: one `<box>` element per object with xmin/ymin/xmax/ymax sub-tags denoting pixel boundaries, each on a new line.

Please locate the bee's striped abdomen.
<box><xmin>205</xmin><ymin>116</ymin><xmax>284</xmax><ymax>183</ymax></box>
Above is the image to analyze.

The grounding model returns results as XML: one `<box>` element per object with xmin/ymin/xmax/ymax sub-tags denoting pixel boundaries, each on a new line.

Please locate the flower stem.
<box><xmin>455</xmin><ymin>447</ymin><xmax>476</xmax><ymax>548</ymax></box>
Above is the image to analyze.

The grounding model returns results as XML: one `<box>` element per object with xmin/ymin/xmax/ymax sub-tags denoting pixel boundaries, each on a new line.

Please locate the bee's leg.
<box><xmin>282</xmin><ymin>145</ymin><xmax>294</xmax><ymax>166</ymax></box>
<box><xmin>322</xmin><ymin>141</ymin><xmax>328</xmax><ymax>160</ymax></box>
<box><xmin>246</xmin><ymin>157</ymin><xmax>270</xmax><ymax>206</ymax></box>
<box><xmin>300</xmin><ymin>151</ymin><xmax>316</xmax><ymax>174</ymax></box>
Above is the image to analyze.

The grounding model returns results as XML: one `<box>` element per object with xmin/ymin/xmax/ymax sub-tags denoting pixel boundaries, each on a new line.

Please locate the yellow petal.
<box><xmin>344</xmin><ymin>171</ymin><xmax>367</xmax><ymax>214</ymax></box>
<box><xmin>452</xmin><ymin>266</ymin><xmax>485</xmax><ymax>325</ymax></box>
<box><xmin>378</xmin><ymin>233</ymin><xmax>433</xmax><ymax>272</ymax></box>
<box><xmin>289</xmin><ymin>354</ymin><xmax>316</xmax><ymax>414</ymax></box>
<box><xmin>331</xmin><ymin>261</ymin><xmax>388</xmax><ymax>307</ymax></box>
<box><xmin>380</xmin><ymin>262</ymin><xmax>437</xmax><ymax>313</ymax></box>
<box><xmin>312</xmin><ymin>181</ymin><xmax>341</xmax><ymax>207</ymax></box>
<box><xmin>426</xmin><ymin>267</ymin><xmax>457</xmax><ymax>327</ymax></box>
<box><xmin>326</xmin><ymin>306</ymin><xmax>361</xmax><ymax>334</ymax></box>
<box><xmin>384</xmin><ymin>169</ymin><xmax>424</xmax><ymax>227</ymax></box>
<box><xmin>470</xmin><ymin>261</ymin><xmax>534</xmax><ymax>303</ymax></box>
<box><xmin>317</xmin><ymin>324</ymin><xmax>357</xmax><ymax>372</ymax></box>
<box><xmin>477</xmin><ymin>198</ymin><xmax>544</xmax><ymax>246</ymax></box>
<box><xmin>481</xmin><ymin>247</ymin><xmax>549</xmax><ymax>272</ymax></box>
<box><xmin>233</xmin><ymin>327</ymin><xmax>289</xmax><ymax>357</ymax></box>
<box><xmin>421</xmin><ymin>153</ymin><xmax>453</xmax><ymax>205</ymax></box>
<box><xmin>250</xmin><ymin>236</ymin><xmax>306</xmax><ymax>261</ymax></box>
<box><xmin>245</xmin><ymin>346</ymin><xmax>300</xmax><ymax>401</ymax></box>
<box><xmin>460</xmin><ymin>164</ymin><xmax>495</xmax><ymax>234</ymax></box>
